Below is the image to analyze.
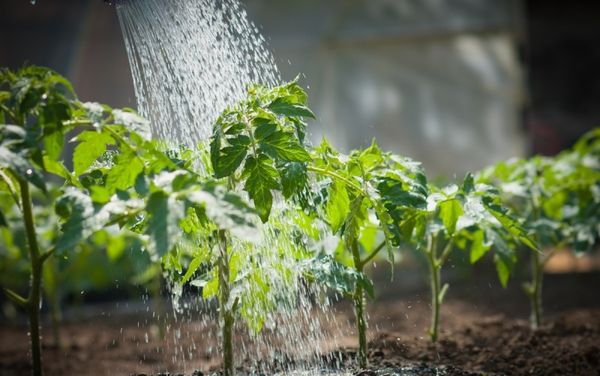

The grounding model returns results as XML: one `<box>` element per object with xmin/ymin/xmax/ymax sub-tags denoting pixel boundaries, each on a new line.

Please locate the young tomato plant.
<box><xmin>209</xmin><ymin>78</ymin><xmax>314</xmax><ymax>375</ymax></box>
<box><xmin>478</xmin><ymin>128</ymin><xmax>600</xmax><ymax>329</ymax></box>
<box><xmin>308</xmin><ymin>139</ymin><xmax>427</xmax><ymax>367</ymax></box>
<box><xmin>0</xmin><ymin>66</ymin><xmax>87</xmax><ymax>376</ymax></box>
<box><xmin>0</xmin><ymin>183</ymin><xmax>146</xmax><ymax>349</ymax></box>
<box><xmin>404</xmin><ymin>174</ymin><xmax>536</xmax><ymax>341</ymax></box>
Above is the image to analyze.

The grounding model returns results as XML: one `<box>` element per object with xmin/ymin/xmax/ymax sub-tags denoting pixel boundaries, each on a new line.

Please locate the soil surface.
<box><xmin>1</xmin><ymin>265</ymin><xmax>600</xmax><ymax>375</ymax></box>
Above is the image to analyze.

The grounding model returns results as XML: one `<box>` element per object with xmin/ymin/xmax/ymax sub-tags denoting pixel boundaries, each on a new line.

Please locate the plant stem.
<box><xmin>20</xmin><ymin>180</ymin><xmax>44</xmax><ymax>376</ymax></box>
<box><xmin>528</xmin><ymin>200</ymin><xmax>544</xmax><ymax>330</ymax></box>
<box><xmin>350</xmin><ymin>240</ymin><xmax>368</xmax><ymax>368</ymax></box>
<box><xmin>307</xmin><ymin>166</ymin><xmax>365</xmax><ymax>194</ymax></box>
<box><xmin>217</xmin><ymin>230</ymin><xmax>234</xmax><ymax>376</ymax></box>
<box><xmin>426</xmin><ymin>235</ymin><xmax>441</xmax><ymax>342</ymax></box>
<box><xmin>359</xmin><ymin>240</ymin><xmax>386</xmax><ymax>269</ymax></box>
<box><xmin>529</xmin><ymin>250</ymin><xmax>543</xmax><ymax>330</ymax></box>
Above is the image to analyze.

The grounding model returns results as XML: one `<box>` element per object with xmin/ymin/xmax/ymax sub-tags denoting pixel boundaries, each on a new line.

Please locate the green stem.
<box><xmin>426</xmin><ymin>235</ymin><xmax>442</xmax><ymax>342</ymax></box>
<box><xmin>350</xmin><ymin>240</ymin><xmax>368</xmax><ymax>368</ymax></box>
<box><xmin>528</xmin><ymin>199</ymin><xmax>544</xmax><ymax>330</ymax></box>
<box><xmin>217</xmin><ymin>230</ymin><xmax>234</xmax><ymax>376</ymax></box>
<box><xmin>358</xmin><ymin>240</ymin><xmax>387</xmax><ymax>269</ymax></box>
<box><xmin>307</xmin><ymin>166</ymin><xmax>365</xmax><ymax>194</ymax></box>
<box><xmin>20</xmin><ymin>180</ymin><xmax>44</xmax><ymax>376</ymax></box>
<box><xmin>529</xmin><ymin>250</ymin><xmax>543</xmax><ymax>330</ymax></box>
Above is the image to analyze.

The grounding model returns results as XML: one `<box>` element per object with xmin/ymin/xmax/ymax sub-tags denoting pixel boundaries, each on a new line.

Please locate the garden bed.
<box><xmin>1</xmin><ymin>270</ymin><xmax>599</xmax><ymax>376</ymax></box>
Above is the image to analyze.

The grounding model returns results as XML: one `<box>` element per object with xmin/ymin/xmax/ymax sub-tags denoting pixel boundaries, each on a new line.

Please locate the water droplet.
<box><xmin>26</xmin><ymin>169</ymin><xmax>33</xmax><ymax>175</ymax></box>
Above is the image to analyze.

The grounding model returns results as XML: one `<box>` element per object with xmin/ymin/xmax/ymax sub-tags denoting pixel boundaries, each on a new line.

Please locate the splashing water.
<box><xmin>116</xmin><ymin>0</ymin><xmax>350</xmax><ymax>373</ymax></box>
<box><xmin>117</xmin><ymin>0</ymin><xmax>280</xmax><ymax>145</ymax></box>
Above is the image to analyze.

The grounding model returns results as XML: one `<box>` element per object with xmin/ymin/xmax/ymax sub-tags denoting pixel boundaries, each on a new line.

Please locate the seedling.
<box><xmin>0</xmin><ymin>66</ymin><xmax>91</xmax><ymax>376</ymax></box>
<box><xmin>209</xmin><ymin>78</ymin><xmax>315</xmax><ymax>375</ymax></box>
<box><xmin>401</xmin><ymin>174</ymin><xmax>536</xmax><ymax>341</ymax></box>
<box><xmin>478</xmin><ymin>129</ymin><xmax>600</xmax><ymax>329</ymax></box>
<box><xmin>307</xmin><ymin>139</ymin><xmax>428</xmax><ymax>366</ymax></box>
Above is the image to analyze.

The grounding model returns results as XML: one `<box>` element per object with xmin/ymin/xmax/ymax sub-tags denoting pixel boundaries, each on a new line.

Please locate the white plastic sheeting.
<box><xmin>245</xmin><ymin>0</ymin><xmax>526</xmax><ymax>176</ymax></box>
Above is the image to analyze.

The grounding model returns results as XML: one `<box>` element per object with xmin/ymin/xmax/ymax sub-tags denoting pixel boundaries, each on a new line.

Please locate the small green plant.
<box><xmin>307</xmin><ymin>139</ymin><xmax>427</xmax><ymax>366</ymax></box>
<box><xmin>0</xmin><ymin>67</ymin><xmax>258</xmax><ymax>375</ymax></box>
<box><xmin>0</xmin><ymin>66</ymin><xmax>88</xmax><ymax>376</ymax></box>
<box><xmin>0</xmin><ymin>183</ymin><xmax>149</xmax><ymax>349</ymax></box>
<box><xmin>479</xmin><ymin>128</ymin><xmax>600</xmax><ymax>329</ymax></box>
<box><xmin>209</xmin><ymin>79</ymin><xmax>315</xmax><ymax>375</ymax></box>
<box><xmin>398</xmin><ymin>173</ymin><xmax>536</xmax><ymax>341</ymax></box>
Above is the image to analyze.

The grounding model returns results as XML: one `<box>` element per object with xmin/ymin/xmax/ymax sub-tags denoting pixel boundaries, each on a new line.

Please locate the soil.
<box><xmin>1</xmin><ymin>265</ymin><xmax>600</xmax><ymax>376</ymax></box>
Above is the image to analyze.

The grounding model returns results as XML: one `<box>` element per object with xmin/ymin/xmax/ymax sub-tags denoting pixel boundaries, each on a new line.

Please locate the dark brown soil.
<box><xmin>1</xmin><ymin>267</ymin><xmax>600</xmax><ymax>375</ymax></box>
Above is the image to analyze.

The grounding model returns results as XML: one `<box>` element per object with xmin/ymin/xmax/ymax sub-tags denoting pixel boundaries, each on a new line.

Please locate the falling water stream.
<box><xmin>117</xmin><ymin>0</ymin><xmax>280</xmax><ymax>145</ymax></box>
<box><xmin>116</xmin><ymin>0</ymin><xmax>350</xmax><ymax>374</ymax></box>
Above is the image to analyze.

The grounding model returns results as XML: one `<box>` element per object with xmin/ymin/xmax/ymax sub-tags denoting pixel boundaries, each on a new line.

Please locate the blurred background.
<box><xmin>1</xmin><ymin>0</ymin><xmax>599</xmax><ymax>176</ymax></box>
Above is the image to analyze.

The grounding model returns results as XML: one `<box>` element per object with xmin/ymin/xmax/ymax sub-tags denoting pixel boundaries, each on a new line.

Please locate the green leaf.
<box><xmin>268</xmin><ymin>97</ymin><xmax>315</xmax><ymax>118</ymax></box>
<box><xmin>42</xmin><ymin>155</ymin><xmax>70</xmax><ymax>180</ymax></box>
<box><xmin>73</xmin><ymin>130</ymin><xmax>114</xmax><ymax>176</ymax></box>
<box><xmin>488</xmin><ymin>228</ymin><xmax>516</xmax><ymax>287</ymax></box>
<box><xmin>469</xmin><ymin>229</ymin><xmax>490</xmax><ymax>263</ymax></box>
<box><xmin>280</xmin><ymin>162</ymin><xmax>307</xmax><ymax>199</ymax></box>
<box><xmin>106</xmin><ymin>152</ymin><xmax>144</xmax><ymax>192</ymax></box>
<box><xmin>55</xmin><ymin>188</ymin><xmax>100</xmax><ymax>253</ymax></box>
<box><xmin>0</xmin><ymin>146</ymin><xmax>46</xmax><ymax>193</ymax></box>
<box><xmin>213</xmin><ymin>144</ymin><xmax>247</xmax><ymax>178</ymax></box>
<box><xmin>438</xmin><ymin>198</ymin><xmax>463</xmax><ymax>235</ymax></box>
<box><xmin>181</xmin><ymin>256</ymin><xmax>203</xmax><ymax>285</ymax></box>
<box><xmin>326</xmin><ymin>180</ymin><xmax>350</xmax><ymax>234</ymax></box>
<box><xmin>259</xmin><ymin>130</ymin><xmax>311</xmax><ymax>162</ymax></box>
<box><xmin>463</xmin><ymin>172</ymin><xmax>475</xmax><ymax>194</ymax></box>
<box><xmin>43</xmin><ymin>130</ymin><xmax>64</xmax><ymax>162</ymax></box>
<box><xmin>254</xmin><ymin>121</ymin><xmax>277</xmax><ymax>140</ymax></box>
<box><xmin>306</xmin><ymin>254</ymin><xmax>373</xmax><ymax>298</ymax></box>
<box><xmin>243</xmin><ymin>155</ymin><xmax>279</xmax><ymax>222</ymax></box>
<box><xmin>145</xmin><ymin>192</ymin><xmax>183</xmax><ymax>258</ymax></box>
<box><xmin>186</xmin><ymin>182</ymin><xmax>259</xmax><ymax>242</ymax></box>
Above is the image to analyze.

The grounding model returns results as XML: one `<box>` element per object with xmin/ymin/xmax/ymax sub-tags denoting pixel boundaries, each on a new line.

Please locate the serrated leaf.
<box><xmin>280</xmin><ymin>161</ymin><xmax>307</xmax><ymax>199</ymax></box>
<box><xmin>268</xmin><ymin>97</ymin><xmax>315</xmax><ymax>118</ymax></box>
<box><xmin>106</xmin><ymin>152</ymin><xmax>144</xmax><ymax>192</ymax></box>
<box><xmin>307</xmin><ymin>254</ymin><xmax>373</xmax><ymax>298</ymax></box>
<box><xmin>254</xmin><ymin>121</ymin><xmax>277</xmax><ymax>140</ymax></box>
<box><xmin>73</xmin><ymin>130</ymin><xmax>114</xmax><ymax>176</ymax></box>
<box><xmin>259</xmin><ymin>130</ymin><xmax>311</xmax><ymax>162</ymax></box>
<box><xmin>213</xmin><ymin>144</ymin><xmax>247</xmax><ymax>178</ymax></box>
<box><xmin>326</xmin><ymin>180</ymin><xmax>350</xmax><ymax>234</ymax></box>
<box><xmin>145</xmin><ymin>192</ymin><xmax>183</xmax><ymax>258</ymax></box>
<box><xmin>55</xmin><ymin>188</ymin><xmax>101</xmax><ymax>253</ymax></box>
<box><xmin>438</xmin><ymin>198</ymin><xmax>463</xmax><ymax>235</ymax></box>
<box><xmin>243</xmin><ymin>155</ymin><xmax>279</xmax><ymax>222</ymax></box>
<box><xmin>186</xmin><ymin>183</ymin><xmax>259</xmax><ymax>242</ymax></box>
<box><xmin>42</xmin><ymin>155</ymin><xmax>70</xmax><ymax>180</ymax></box>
